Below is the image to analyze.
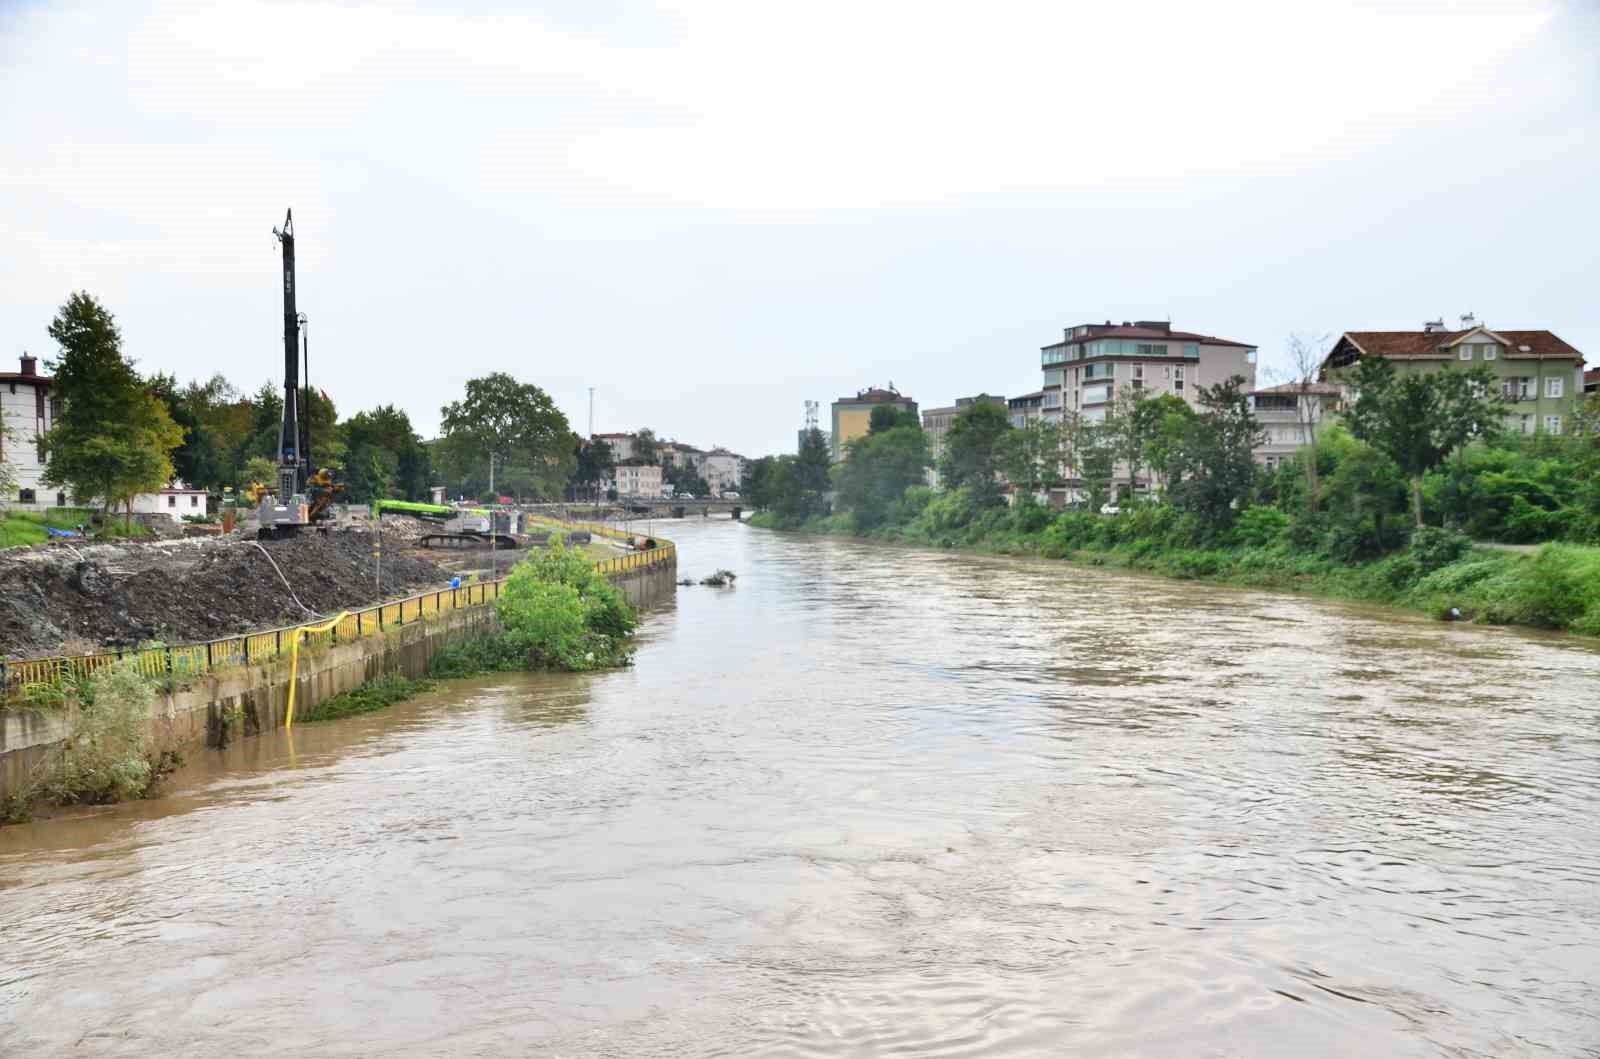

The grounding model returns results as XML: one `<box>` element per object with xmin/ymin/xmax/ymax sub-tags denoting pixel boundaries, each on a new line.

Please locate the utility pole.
<box><xmin>489</xmin><ymin>452</ymin><xmax>496</xmax><ymax>579</ymax></box>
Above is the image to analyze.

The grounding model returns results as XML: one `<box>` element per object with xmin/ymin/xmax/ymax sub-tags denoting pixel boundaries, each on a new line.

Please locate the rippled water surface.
<box><xmin>4</xmin><ymin>519</ymin><xmax>1600</xmax><ymax>1057</ymax></box>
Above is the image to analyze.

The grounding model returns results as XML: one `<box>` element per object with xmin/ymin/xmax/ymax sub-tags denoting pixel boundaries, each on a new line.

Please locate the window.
<box><xmin>1483</xmin><ymin>344</ymin><xmax>1497</xmax><ymax>360</ymax></box>
<box><xmin>1459</xmin><ymin>345</ymin><xmax>1472</xmax><ymax>361</ymax></box>
<box><xmin>1545</xmin><ymin>377</ymin><xmax>1564</xmax><ymax>399</ymax></box>
<box><xmin>190</xmin><ymin>495</ymin><xmax>200</xmax><ymax>508</ymax></box>
<box><xmin>167</xmin><ymin>494</ymin><xmax>176</xmax><ymax>507</ymax></box>
<box><xmin>1183</xmin><ymin>343</ymin><xmax>1199</xmax><ymax>358</ymax></box>
<box><xmin>1544</xmin><ymin>415</ymin><xmax>1562</xmax><ymax>435</ymax></box>
<box><xmin>1135</xmin><ymin>343</ymin><xmax>1168</xmax><ymax>356</ymax></box>
<box><xmin>56</xmin><ymin>492</ymin><xmax>66</xmax><ymax>506</ymax></box>
<box><xmin>1132</xmin><ymin>364</ymin><xmax>1144</xmax><ymax>380</ymax></box>
<box><xmin>19</xmin><ymin>488</ymin><xmax>35</xmax><ymax>503</ymax></box>
<box><xmin>1174</xmin><ymin>366</ymin><xmax>1185</xmax><ymax>393</ymax></box>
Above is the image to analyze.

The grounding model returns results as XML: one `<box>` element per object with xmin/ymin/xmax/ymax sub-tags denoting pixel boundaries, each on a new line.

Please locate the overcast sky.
<box><xmin>2</xmin><ymin>0</ymin><xmax>1596</xmax><ymax>457</ymax></box>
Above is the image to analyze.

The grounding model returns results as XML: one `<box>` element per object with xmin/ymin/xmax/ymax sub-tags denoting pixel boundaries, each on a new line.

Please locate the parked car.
<box><xmin>1099</xmin><ymin>503</ymin><xmax>1121</xmax><ymax>516</ymax></box>
<box><xmin>679</xmin><ymin>493</ymin><xmax>696</xmax><ymax>500</ymax></box>
<box><xmin>722</xmin><ymin>491</ymin><xmax>740</xmax><ymax>499</ymax></box>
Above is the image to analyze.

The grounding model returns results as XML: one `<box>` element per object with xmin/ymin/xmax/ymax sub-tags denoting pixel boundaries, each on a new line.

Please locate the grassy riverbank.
<box><xmin>750</xmin><ymin>501</ymin><xmax>1600</xmax><ymax>637</ymax></box>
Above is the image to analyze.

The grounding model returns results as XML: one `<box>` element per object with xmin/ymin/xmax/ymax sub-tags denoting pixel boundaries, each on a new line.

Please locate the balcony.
<box><xmin>1041</xmin><ymin>345</ymin><xmax>1068</xmax><ymax>367</ymax></box>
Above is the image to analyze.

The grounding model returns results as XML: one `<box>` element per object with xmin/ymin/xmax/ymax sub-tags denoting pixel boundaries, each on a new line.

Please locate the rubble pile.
<box><xmin>0</xmin><ymin>530</ymin><xmax>449</xmax><ymax>659</ymax></box>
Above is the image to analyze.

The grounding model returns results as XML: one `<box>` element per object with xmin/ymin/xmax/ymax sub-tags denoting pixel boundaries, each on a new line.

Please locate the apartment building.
<box><xmin>1008</xmin><ymin>391</ymin><xmax>1044</xmax><ymax>429</ymax></box>
<box><xmin>1040</xmin><ymin>320</ymin><xmax>1257</xmax><ymax>425</ymax></box>
<box><xmin>830</xmin><ymin>386</ymin><xmax>917</xmax><ymax>461</ymax></box>
<box><xmin>607</xmin><ymin>461</ymin><xmax>663</xmax><ymax>498</ymax></box>
<box><xmin>1320</xmin><ymin>317</ymin><xmax>1586</xmax><ymax>436</ymax></box>
<box><xmin>1247</xmin><ymin>382</ymin><xmax>1346</xmax><ymax>470</ymax></box>
<box><xmin>591</xmin><ymin>432</ymin><xmax>637</xmax><ymax>462</ymax></box>
<box><xmin>703</xmin><ymin>448</ymin><xmax>743</xmax><ymax>496</ymax></box>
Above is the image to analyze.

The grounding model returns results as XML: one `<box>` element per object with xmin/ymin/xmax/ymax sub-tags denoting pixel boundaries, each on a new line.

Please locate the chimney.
<box><xmin>1459</xmin><ymin>312</ymin><xmax>1476</xmax><ymax>331</ymax></box>
<box><xmin>19</xmin><ymin>354</ymin><xmax>38</xmax><ymax>376</ymax></box>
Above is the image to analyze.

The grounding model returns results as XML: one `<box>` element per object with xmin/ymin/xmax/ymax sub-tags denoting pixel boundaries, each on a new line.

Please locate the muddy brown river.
<box><xmin>4</xmin><ymin>519</ymin><xmax>1599</xmax><ymax>1056</ymax></box>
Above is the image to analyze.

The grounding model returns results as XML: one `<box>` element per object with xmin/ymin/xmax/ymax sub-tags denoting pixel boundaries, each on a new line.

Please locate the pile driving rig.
<box><xmin>258</xmin><ymin>209</ymin><xmax>343</xmax><ymax>538</ymax></box>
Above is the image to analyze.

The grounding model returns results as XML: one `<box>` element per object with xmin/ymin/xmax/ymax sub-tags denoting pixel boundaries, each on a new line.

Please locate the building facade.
<box><xmin>591</xmin><ymin>432</ymin><xmax>637</xmax><ymax>462</ymax></box>
<box><xmin>130</xmin><ymin>481</ymin><xmax>210</xmax><ymax>522</ymax></box>
<box><xmin>1040</xmin><ymin>320</ymin><xmax>1257</xmax><ymax>426</ymax></box>
<box><xmin>1008</xmin><ymin>391</ymin><xmax>1044</xmax><ymax>429</ymax></box>
<box><xmin>830</xmin><ymin>386</ymin><xmax>917</xmax><ymax>461</ymax></box>
<box><xmin>1585</xmin><ymin>367</ymin><xmax>1599</xmax><ymax>396</ymax></box>
<box><xmin>921</xmin><ymin>394</ymin><xmax>1005</xmax><ymax>486</ymax></box>
<box><xmin>1321</xmin><ymin>319</ymin><xmax>1586</xmax><ymax>437</ymax></box>
<box><xmin>1247</xmin><ymin>382</ymin><xmax>1346</xmax><ymax>470</ymax></box>
<box><xmin>702</xmin><ymin>448</ymin><xmax>743</xmax><ymax>496</ymax></box>
<box><xmin>1</xmin><ymin>354</ymin><xmax>59</xmax><ymax>511</ymax></box>
<box><xmin>607</xmin><ymin>461</ymin><xmax>663</xmax><ymax>498</ymax></box>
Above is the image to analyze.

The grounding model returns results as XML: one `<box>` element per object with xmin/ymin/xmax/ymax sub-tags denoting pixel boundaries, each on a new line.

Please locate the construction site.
<box><xmin>0</xmin><ymin>513</ymin><xmax>606</xmax><ymax>661</ymax></box>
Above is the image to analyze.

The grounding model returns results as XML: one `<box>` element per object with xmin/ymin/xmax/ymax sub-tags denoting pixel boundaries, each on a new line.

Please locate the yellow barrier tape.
<box><xmin>284</xmin><ymin>611</ymin><xmax>349</xmax><ymax>731</ymax></box>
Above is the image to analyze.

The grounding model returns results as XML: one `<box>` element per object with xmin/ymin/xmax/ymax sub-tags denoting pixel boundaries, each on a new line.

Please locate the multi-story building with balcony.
<box><xmin>1320</xmin><ymin>317</ymin><xmax>1586</xmax><ymax>437</ymax></box>
<box><xmin>1247</xmin><ymin>382</ymin><xmax>1346</xmax><ymax>471</ymax></box>
<box><xmin>1039</xmin><ymin>320</ymin><xmax>1257</xmax><ymax>426</ymax></box>
<box><xmin>1008</xmin><ymin>391</ymin><xmax>1044</xmax><ymax>429</ymax></box>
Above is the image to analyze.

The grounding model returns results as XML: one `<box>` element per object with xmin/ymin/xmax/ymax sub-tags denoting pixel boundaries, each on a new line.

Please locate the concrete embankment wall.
<box><xmin>0</xmin><ymin>557</ymin><xmax>675</xmax><ymax>802</ymax></box>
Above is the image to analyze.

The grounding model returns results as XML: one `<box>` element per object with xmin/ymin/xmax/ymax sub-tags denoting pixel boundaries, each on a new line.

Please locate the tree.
<box><xmin>634</xmin><ymin>428</ymin><xmax>661</xmax><ymax>465</ymax></box>
<box><xmin>1281</xmin><ymin>333</ymin><xmax>1333</xmax><ymax>511</ymax></box>
<box><xmin>1165</xmin><ymin>376</ymin><xmax>1264</xmax><ymax>533</ymax></box>
<box><xmin>834</xmin><ymin>419</ymin><xmax>929</xmax><ymax>528</ymax></box>
<box><xmin>341</xmin><ymin>404</ymin><xmax>430</xmax><ymax>502</ymax></box>
<box><xmin>869</xmin><ymin>405</ymin><xmax>917</xmax><ymax>433</ymax></box>
<box><xmin>1000</xmin><ymin>418</ymin><xmax>1061</xmax><ymax>499</ymax></box>
<box><xmin>572</xmin><ymin>437</ymin><xmax>615</xmax><ymax>498</ymax></box>
<box><xmin>438</xmin><ymin>373</ymin><xmax>576</xmax><ymax>501</ymax></box>
<box><xmin>1344</xmin><ymin>358</ymin><xmax>1504</xmax><ymax>526</ymax></box>
<box><xmin>939</xmin><ymin>403</ymin><xmax>1011</xmax><ymax>506</ymax></box>
<box><xmin>41</xmin><ymin>293</ymin><xmax>186</xmax><ymax>517</ymax></box>
<box><xmin>1138</xmin><ymin>394</ymin><xmax>1197</xmax><ymax>495</ymax></box>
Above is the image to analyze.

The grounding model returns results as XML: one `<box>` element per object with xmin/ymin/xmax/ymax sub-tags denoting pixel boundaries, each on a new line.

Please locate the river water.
<box><xmin>3</xmin><ymin>519</ymin><xmax>1599</xmax><ymax>1057</ymax></box>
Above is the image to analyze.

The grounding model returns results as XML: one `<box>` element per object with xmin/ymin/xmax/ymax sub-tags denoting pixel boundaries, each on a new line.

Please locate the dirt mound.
<box><xmin>1</xmin><ymin>530</ymin><xmax>449</xmax><ymax>660</ymax></box>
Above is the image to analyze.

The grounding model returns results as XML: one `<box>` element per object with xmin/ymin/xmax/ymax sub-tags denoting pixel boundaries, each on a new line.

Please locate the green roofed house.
<box><xmin>1320</xmin><ymin>315</ymin><xmax>1587</xmax><ymax>438</ymax></box>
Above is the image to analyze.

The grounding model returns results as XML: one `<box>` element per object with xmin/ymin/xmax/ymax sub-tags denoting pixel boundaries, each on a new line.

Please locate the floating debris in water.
<box><xmin>699</xmin><ymin>569</ymin><xmax>738</xmax><ymax>587</ymax></box>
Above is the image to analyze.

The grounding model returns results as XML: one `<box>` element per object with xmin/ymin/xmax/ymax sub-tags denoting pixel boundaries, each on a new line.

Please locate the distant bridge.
<box><xmin>522</xmin><ymin>500</ymin><xmax>745</xmax><ymax>521</ymax></box>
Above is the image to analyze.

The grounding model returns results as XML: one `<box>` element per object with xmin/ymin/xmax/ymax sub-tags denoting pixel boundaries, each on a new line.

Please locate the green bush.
<box><xmin>297</xmin><ymin>673</ymin><xmax>432</xmax><ymax>723</ymax></box>
<box><xmin>1230</xmin><ymin>505</ymin><xmax>1290</xmax><ymax>548</ymax></box>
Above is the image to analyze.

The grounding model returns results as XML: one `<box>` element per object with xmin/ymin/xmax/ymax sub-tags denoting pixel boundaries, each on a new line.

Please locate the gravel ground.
<box><xmin>0</xmin><ymin>529</ymin><xmax>449</xmax><ymax>659</ymax></box>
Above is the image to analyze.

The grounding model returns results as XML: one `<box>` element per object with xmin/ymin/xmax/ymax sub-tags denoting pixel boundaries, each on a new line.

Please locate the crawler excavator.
<box><xmin>257</xmin><ymin>209</ymin><xmax>343</xmax><ymax>538</ymax></box>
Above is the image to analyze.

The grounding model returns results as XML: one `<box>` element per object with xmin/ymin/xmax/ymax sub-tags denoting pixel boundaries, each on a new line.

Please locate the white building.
<box><xmin>130</xmin><ymin>481</ymin><xmax>210</xmax><ymax>522</ymax></box>
<box><xmin>1247</xmin><ymin>382</ymin><xmax>1346</xmax><ymax>471</ymax></box>
<box><xmin>607</xmin><ymin>461</ymin><xmax>664</xmax><ymax>498</ymax></box>
<box><xmin>592</xmin><ymin>432</ymin><xmax>637</xmax><ymax>462</ymax></box>
<box><xmin>1</xmin><ymin>354</ymin><xmax>61</xmax><ymax>511</ymax></box>
<box><xmin>702</xmin><ymin>448</ymin><xmax>743</xmax><ymax>496</ymax></box>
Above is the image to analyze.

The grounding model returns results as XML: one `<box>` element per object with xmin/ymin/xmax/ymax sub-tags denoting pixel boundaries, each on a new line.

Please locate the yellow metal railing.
<box><xmin>1</xmin><ymin>526</ymin><xmax>675</xmax><ymax>702</ymax></box>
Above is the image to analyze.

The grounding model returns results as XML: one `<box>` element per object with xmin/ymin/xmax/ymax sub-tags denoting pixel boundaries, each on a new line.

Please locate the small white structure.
<box><xmin>130</xmin><ymin>481</ymin><xmax>209</xmax><ymax>522</ymax></box>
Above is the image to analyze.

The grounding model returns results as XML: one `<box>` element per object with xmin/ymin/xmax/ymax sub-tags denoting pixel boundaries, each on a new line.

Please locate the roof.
<box><xmin>1250</xmin><ymin>382</ymin><xmax>1344</xmax><ymax>396</ymax></box>
<box><xmin>1009</xmin><ymin>390</ymin><xmax>1045</xmax><ymax>404</ymax></box>
<box><xmin>1584</xmin><ymin>367</ymin><xmax>1599</xmax><ymax>386</ymax></box>
<box><xmin>836</xmin><ymin>387</ymin><xmax>912</xmax><ymax>405</ymax></box>
<box><xmin>1335</xmin><ymin>328</ymin><xmax>1583</xmax><ymax>362</ymax></box>
<box><xmin>0</xmin><ymin>372</ymin><xmax>51</xmax><ymax>386</ymax></box>
<box><xmin>1044</xmin><ymin>322</ymin><xmax>1255</xmax><ymax>351</ymax></box>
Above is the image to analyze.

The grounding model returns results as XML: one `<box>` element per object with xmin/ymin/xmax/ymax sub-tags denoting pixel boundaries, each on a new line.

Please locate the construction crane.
<box><xmin>258</xmin><ymin>208</ymin><xmax>343</xmax><ymax>538</ymax></box>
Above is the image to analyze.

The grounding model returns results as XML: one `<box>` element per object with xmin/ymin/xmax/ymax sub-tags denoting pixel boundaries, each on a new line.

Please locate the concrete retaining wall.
<box><xmin>1</xmin><ymin>555</ymin><xmax>676</xmax><ymax>802</ymax></box>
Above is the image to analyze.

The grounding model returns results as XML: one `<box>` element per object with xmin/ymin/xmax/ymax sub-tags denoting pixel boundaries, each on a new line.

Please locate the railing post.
<box><xmin>276</xmin><ymin>629</ymin><xmax>282</xmax><ymax>655</ymax></box>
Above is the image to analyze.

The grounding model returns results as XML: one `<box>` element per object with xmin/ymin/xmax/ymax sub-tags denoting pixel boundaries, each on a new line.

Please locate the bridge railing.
<box><xmin>2</xmin><ymin>528</ymin><xmax>675</xmax><ymax>703</ymax></box>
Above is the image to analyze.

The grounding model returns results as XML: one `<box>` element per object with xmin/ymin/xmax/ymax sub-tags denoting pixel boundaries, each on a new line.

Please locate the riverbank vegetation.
<box><xmin>748</xmin><ymin>366</ymin><xmax>1600</xmax><ymax>637</ymax></box>
<box><xmin>1</xmin><ymin>659</ymin><xmax>183</xmax><ymax>824</ymax></box>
